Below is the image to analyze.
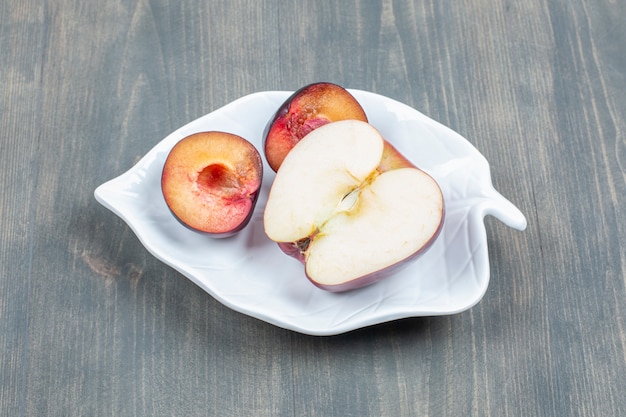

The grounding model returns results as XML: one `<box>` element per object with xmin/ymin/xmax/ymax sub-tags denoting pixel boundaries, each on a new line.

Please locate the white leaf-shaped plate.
<box><xmin>95</xmin><ymin>90</ymin><xmax>526</xmax><ymax>336</ymax></box>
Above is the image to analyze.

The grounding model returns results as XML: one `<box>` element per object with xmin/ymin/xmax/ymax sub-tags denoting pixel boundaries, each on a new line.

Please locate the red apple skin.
<box><xmin>274</xmin><ymin>137</ymin><xmax>445</xmax><ymax>292</ymax></box>
<box><xmin>378</xmin><ymin>140</ymin><xmax>415</xmax><ymax>171</ymax></box>
<box><xmin>263</xmin><ymin>82</ymin><xmax>368</xmax><ymax>172</ymax></box>
<box><xmin>277</xmin><ymin>241</ymin><xmax>305</xmax><ymax>261</ymax></box>
<box><xmin>161</xmin><ymin>131</ymin><xmax>263</xmax><ymax>238</ymax></box>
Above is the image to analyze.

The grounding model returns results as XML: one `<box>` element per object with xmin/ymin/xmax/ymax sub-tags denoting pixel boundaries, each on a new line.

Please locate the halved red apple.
<box><xmin>161</xmin><ymin>131</ymin><xmax>263</xmax><ymax>237</ymax></box>
<box><xmin>264</xmin><ymin>120</ymin><xmax>445</xmax><ymax>292</ymax></box>
<box><xmin>263</xmin><ymin>82</ymin><xmax>368</xmax><ymax>172</ymax></box>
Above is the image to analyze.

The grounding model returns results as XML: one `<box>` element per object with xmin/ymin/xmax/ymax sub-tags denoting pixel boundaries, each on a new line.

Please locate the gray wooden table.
<box><xmin>2</xmin><ymin>0</ymin><xmax>625</xmax><ymax>416</ymax></box>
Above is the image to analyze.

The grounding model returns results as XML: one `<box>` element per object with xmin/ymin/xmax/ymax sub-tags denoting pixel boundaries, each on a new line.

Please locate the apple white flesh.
<box><xmin>264</xmin><ymin>120</ymin><xmax>444</xmax><ymax>292</ymax></box>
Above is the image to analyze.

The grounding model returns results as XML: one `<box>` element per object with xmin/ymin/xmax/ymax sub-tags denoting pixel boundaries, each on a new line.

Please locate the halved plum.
<box><xmin>263</xmin><ymin>82</ymin><xmax>368</xmax><ymax>172</ymax></box>
<box><xmin>161</xmin><ymin>131</ymin><xmax>263</xmax><ymax>237</ymax></box>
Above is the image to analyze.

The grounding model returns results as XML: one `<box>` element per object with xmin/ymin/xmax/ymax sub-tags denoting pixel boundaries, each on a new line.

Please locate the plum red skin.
<box><xmin>276</xmin><ymin>206</ymin><xmax>445</xmax><ymax>292</ymax></box>
<box><xmin>262</xmin><ymin>83</ymin><xmax>321</xmax><ymax>144</ymax></box>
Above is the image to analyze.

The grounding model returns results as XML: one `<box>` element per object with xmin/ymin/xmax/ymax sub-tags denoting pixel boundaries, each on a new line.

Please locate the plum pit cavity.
<box><xmin>197</xmin><ymin>164</ymin><xmax>241</xmax><ymax>194</ymax></box>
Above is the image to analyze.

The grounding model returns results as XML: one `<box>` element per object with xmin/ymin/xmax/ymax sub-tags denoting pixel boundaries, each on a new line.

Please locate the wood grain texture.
<box><xmin>1</xmin><ymin>0</ymin><xmax>624</xmax><ymax>416</ymax></box>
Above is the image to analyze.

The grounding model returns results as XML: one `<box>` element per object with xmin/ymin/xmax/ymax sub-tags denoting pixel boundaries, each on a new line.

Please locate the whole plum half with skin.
<box><xmin>263</xmin><ymin>120</ymin><xmax>445</xmax><ymax>292</ymax></box>
<box><xmin>263</xmin><ymin>82</ymin><xmax>368</xmax><ymax>172</ymax></box>
<box><xmin>161</xmin><ymin>131</ymin><xmax>263</xmax><ymax>237</ymax></box>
